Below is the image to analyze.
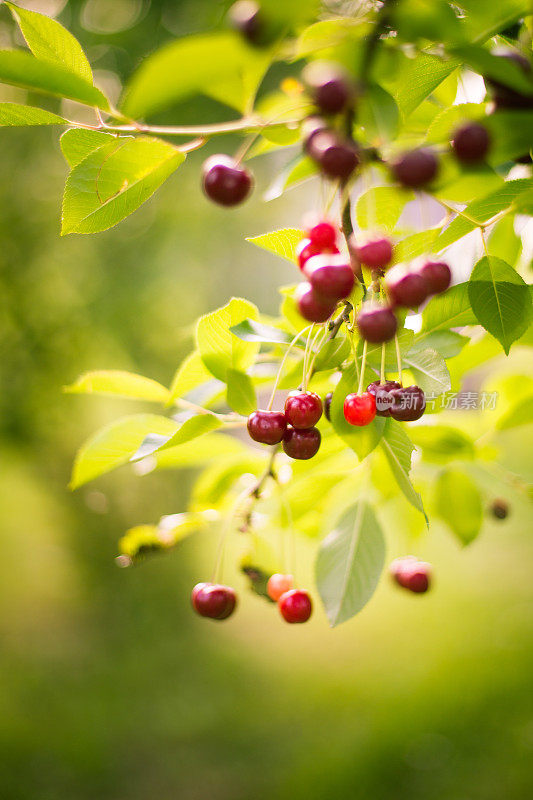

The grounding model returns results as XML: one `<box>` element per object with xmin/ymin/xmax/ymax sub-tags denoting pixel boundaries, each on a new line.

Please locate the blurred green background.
<box><xmin>0</xmin><ymin>2</ymin><xmax>532</xmax><ymax>798</ymax></box>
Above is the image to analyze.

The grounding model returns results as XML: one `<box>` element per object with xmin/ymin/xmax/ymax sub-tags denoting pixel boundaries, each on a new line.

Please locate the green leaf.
<box><xmin>196</xmin><ymin>297</ymin><xmax>260</xmax><ymax>382</ymax></box>
<box><xmin>356</xmin><ymin>186</ymin><xmax>414</xmax><ymax>232</ymax></box>
<box><xmin>121</xmin><ymin>32</ymin><xmax>272</xmax><ymax>118</ymax></box>
<box><xmin>149</xmin><ymin>414</ymin><xmax>222</xmax><ymax>455</ymax></box>
<box><xmin>362</xmin><ymin>328</ymin><xmax>414</xmax><ymax>370</ymax></box>
<box><xmin>313</xmin><ymin>336</ymin><xmax>351</xmax><ymax>371</ymax></box>
<box><xmin>485</xmin><ymin>111</ymin><xmax>533</xmax><ymax>165</ymax></box>
<box><xmin>426</xmin><ymin>102</ymin><xmax>486</xmax><ymax>144</ymax></box>
<box><xmin>230</xmin><ymin>318</ymin><xmax>296</xmax><ymax>345</ymax></box>
<box><xmin>167</xmin><ymin>350</ymin><xmax>218</xmax><ymax>406</ymax></box>
<box><xmin>70</xmin><ymin>414</ymin><xmax>178</xmax><ymax>489</ymax></box>
<box><xmin>380</xmin><ymin>419</ymin><xmax>427</xmax><ymax>519</ymax></box>
<box><xmin>496</xmin><ymin>394</ymin><xmax>533</xmax><ymax>431</ymax></box>
<box><xmin>61</xmin><ymin>136</ymin><xmax>184</xmax><ymax>235</ymax></box>
<box><xmin>487</xmin><ymin>215</ymin><xmax>521</xmax><ymax>266</ymax></box>
<box><xmin>153</xmin><ymin>432</ymin><xmax>248</xmax><ymax>470</ymax></box>
<box><xmin>316</xmin><ymin>500</ymin><xmax>385</xmax><ymax>627</ymax></box>
<box><xmin>409</xmin><ymin>425</ymin><xmax>475</xmax><ymax>461</ymax></box>
<box><xmin>392</xmin><ymin>229</ymin><xmax>439</xmax><ymax>265</ymax></box>
<box><xmin>119</xmin><ymin>512</ymin><xmax>206</xmax><ymax>563</ymax></box>
<box><xmin>0</xmin><ymin>50</ymin><xmax>108</xmax><ymax>108</ymax></box>
<box><xmin>60</xmin><ymin>128</ymin><xmax>114</xmax><ymax>168</ymax></box>
<box><xmin>330</xmin><ymin>367</ymin><xmax>386</xmax><ymax>460</ymax></box>
<box><xmin>226</xmin><ymin>368</ymin><xmax>256</xmax><ymax>415</ymax></box>
<box><xmin>388</xmin><ymin>53</ymin><xmax>459</xmax><ymax>117</ymax></box>
<box><xmin>421</xmin><ymin>283</ymin><xmax>478</xmax><ymax>333</ymax></box>
<box><xmin>246</xmin><ymin>228</ymin><xmax>304</xmax><ymax>264</ymax></box>
<box><xmin>434</xmin><ymin>468</ymin><xmax>483</xmax><ymax>545</ymax></box>
<box><xmin>468</xmin><ymin>256</ymin><xmax>532</xmax><ymax>354</ymax></box>
<box><xmin>0</xmin><ymin>102</ymin><xmax>65</xmax><ymax>126</ymax></box>
<box><xmin>403</xmin><ymin>347</ymin><xmax>452</xmax><ymax>395</ymax></box>
<box><xmin>264</xmin><ymin>155</ymin><xmax>318</xmax><ymax>200</ymax></box>
<box><xmin>64</xmin><ymin>370</ymin><xmax>170</xmax><ymax>403</ymax></box>
<box><xmin>456</xmin><ymin>0</ymin><xmax>532</xmax><ymax>40</ymax></box>
<box><xmin>412</xmin><ymin>329</ymin><xmax>469</xmax><ymax>359</ymax></box>
<box><xmin>453</xmin><ymin>44</ymin><xmax>533</xmax><ymax>96</ymax></box>
<box><xmin>358</xmin><ymin>83</ymin><xmax>399</xmax><ymax>142</ymax></box>
<box><xmin>6</xmin><ymin>2</ymin><xmax>92</xmax><ymax>82</ymax></box>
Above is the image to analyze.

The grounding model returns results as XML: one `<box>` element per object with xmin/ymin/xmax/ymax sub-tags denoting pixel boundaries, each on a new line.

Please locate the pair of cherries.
<box><xmin>343</xmin><ymin>380</ymin><xmax>426</xmax><ymax>426</ymax></box>
<box><xmin>247</xmin><ymin>390</ymin><xmax>323</xmax><ymax>460</ymax></box>
<box><xmin>390</xmin><ymin>556</ymin><xmax>431</xmax><ymax>593</ymax></box>
<box><xmin>267</xmin><ymin>574</ymin><xmax>313</xmax><ymax>623</ymax></box>
<box><xmin>295</xmin><ymin>221</ymin><xmax>355</xmax><ymax>323</ymax></box>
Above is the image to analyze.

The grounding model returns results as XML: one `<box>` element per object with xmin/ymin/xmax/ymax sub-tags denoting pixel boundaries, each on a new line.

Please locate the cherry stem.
<box><xmin>380</xmin><ymin>342</ymin><xmax>386</xmax><ymax>384</ymax></box>
<box><xmin>212</xmin><ymin>485</ymin><xmax>253</xmax><ymax>583</ymax></box>
<box><xmin>301</xmin><ymin>325</ymin><xmax>316</xmax><ymax>392</ymax></box>
<box><xmin>266</xmin><ymin>326</ymin><xmax>312</xmax><ymax>411</ymax></box>
<box><xmin>357</xmin><ymin>339</ymin><xmax>368</xmax><ymax>395</ymax></box>
<box><xmin>394</xmin><ymin>333</ymin><xmax>403</xmax><ymax>385</ymax></box>
<box><xmin>328</xmin><ymin>300</ymin><xmax>352</xmax><ymax>339</ymax></box>
<box><xmin>174</xmin><ymin>397</ymin><xmax>244</xmax><ymax>424</ymax></box>
<box><xmin>305</xmin><ymin>327</ymin><xmax>329</xmax><ymax>387</ymax></box>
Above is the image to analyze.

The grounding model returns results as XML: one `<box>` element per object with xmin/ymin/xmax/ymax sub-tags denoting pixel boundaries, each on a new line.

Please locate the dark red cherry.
<box><xmin>366</xmin><ymin>380</ymin><xmax>402</xmax><ymax>417</ymax></box>
<box><xmin>278</xmin><ymin>589</ymin><xmax>313</xmax><ymax>623</ymax></box>
<box><xmin>419</xmin><ymin>261</ymin><xmax>451</xmax><ymax>295</ymax></box>
<box><xmin>296</xmin><ymin>238</ymin><xmax>339</xmax><ymax>270</ymax></box>
<box><xmin>389</xmin><ymin>385</ymin><xmax>426</xmax><ymax>421</ymax></box>
<box><xmin>295</xmin><ymin>282</ymin><xmax>336</xmax><ymax>323</ymax></box>
<box><xmin>343</xmin><ymin>392</ymin><xmax>376</xmax><ymax>426</ymax></box>
<box><xmin>282</xmin><ymin>427</ymin><xmax>321</xmax><ymax>459</ymax></box>
<box><xmin>451</xmin><ymin>122</ymin><xmax>490</xmax><ymax>163</ymax></box>
<box><xmin>202</xmin><ymin>155</ymin><xmax>253</xmax><ymax>206</ymax></box>
<box><xmin>487</xmin><ymin>50</ymin><xmax>533</xmax><ymax>109</ymax></box>
<box><xmin>390</xmin><ymin>557</ymin><xmax>431</xmax><ymax>593</ymax></box>
<box><xmin>356</xmin><ymin>305</ymin><xmax>398</xmax><ymax>343</ymax></box>
<box><xmin>191</xmin><ymin>583</ymin><xmax>237</xmax><ymax>619</ymax></box>
<box><xmin>284</xmin><ymin>390</ymin><xmax>323</xmax><ymax>429</ymax></box>
<box><xmin>247</xmin><ymin>410</ymin><xmax>287</xmax><ymax>444</ymax></box>
<box><xmin>308</xmin><ymin>220</ymin><xmax>338</xmax><ymax>249</ymax></box>
<box><xmin>355</xmin><ymin>237</ymin><xmax>393</xmax><ymax>269</ymax></box>
<box><xmin>491</xmin><ymin>498</ymin><xmax>509</xmax><ymax>520</ymax></box>
<box><xmin>324</xmin><ymin>391</ymin><xmax>333</xmax><ymax>421</ymax></box>
<box><xmin>308</xmin><ymin>130</ymin><xmax>360</xmax><ymax>180</ymax></box>
<box><xmin>386</xmin><ymin>266</ymin><xmax>430</xmax><ymax>308</ymax></box>
<box><xmin>391</xmin><ymin>148</ymin><xmax>439</xmax><ymax>188</ymax></box>
<box><xmin>303</xmin><ymin>254</ymin><xmax>355</xmax><ymax>301</ymax></box>
<box><xmin>303</xmin><ymin>61</ymin><xmax>353</xmax><ymax>115</ymax></box>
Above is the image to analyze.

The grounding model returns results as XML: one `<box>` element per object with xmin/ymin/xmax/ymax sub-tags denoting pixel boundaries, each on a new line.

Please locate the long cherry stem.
<box><xmin>266</xmin><ymin>326</ymin><xmax>312</xmax><ymax>411</ymax></box>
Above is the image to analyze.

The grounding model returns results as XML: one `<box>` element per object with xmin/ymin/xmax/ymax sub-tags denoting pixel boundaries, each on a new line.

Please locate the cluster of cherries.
<box><xmin>248</xmin><ymin>389</ymin><xmax>323</xmax><ymax>460</ymax></box>
<box><xmin>390</xmin><ymin>556</ymin><xmax>431</xmax><ymax>593</ymax></box>
<box><xmin>191</xmin><ymin>574</ymin><xmax>312</xmax><ymax>623</ymax></box>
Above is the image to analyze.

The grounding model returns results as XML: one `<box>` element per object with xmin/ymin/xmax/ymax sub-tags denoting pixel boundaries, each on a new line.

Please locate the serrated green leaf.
<box><xmin>487</xmin><ymin>215</ymin><xmax>521</xmax><ymax>266</ymax></box>
<box><xmin>468</xmin><ymin>256</ymin><xmax>532</xmax><ymax>354</ymax></box>
<box><xmin>392</xmin><ymin>229</ymin><xmax>440</xmax><ymax>265</ymax></box>
<box><xmin>434</xmin><ymin>467</ymin><xmax>483</xmax><ymax>545</ymax></box>
<box><xmin>316</xmin><ymin>500</ymin><xmax>385</xmax><ymax>627</ymax></box>
<box><xmin>412</xmin><ymin>329</ymin><xmax>469</xmax><ymax>359</ymax></box>
<box><xmin>403</xmin><ymin>347</ymin><xmax>452</xmax><ymax>395</ymax></box>
<box><xmin>246</xmin><ymin>227</ymin><xmax>304</xmax><ymax>264</ymax></box>
<box><xmin>226</xmin><ymin>368</ymin><xmax>256</xmax><ymax>415</ymax></box>
<box><xmin>64</xmin><ymin>370</ymin><xmax>170</xmax><ymax>403</ymax></box>
<box><xmin>196</xmin><ymin>298</ymin><xmax>260</xmax><ymax>382</ymax></box>
<box><xmin>167</xmin><ymin>351</ymin><xmax>215</xmax><ymax>406</ymax></box>
<box><xmin>358</xmin><ymin>83</ymin><xmax>399</xmax><ymax>143</ymax></box>
<box><xmin>230</xmin><ymin>318</ymin><xmax>296</xmax><ymax>345</ymax></box>
<box><xmin>388</xmin><ymin>53</ymin><xmax>459</xmax><ymax>117</ymax></box>
<box><xmin>0</xmin><ymin>102</ymin><xmax>65</xmax><ymax>126</ymax></box>
<box><xmin>426</xmin><ymin>102</ymin><xmax>486</xmax><ymax>144</ymax></box>
<box><xmin>61</xmin><ymin>136</ymin><xmax>184</xmax><ymax>235</ymax></box>
<box><xmin>6</xmin><ymin>2</ymin><xmax>92</xmax><ymax>82</ymax></box>
<box><xmin>148</xmin><ymin>414</ymin><xmax>222</xmax><ymax>455</ymax></box>
<box><xmin>70</xmin><ymin>414</ymin><xmax>178</xmax><ymax>489</ymax></box>
<box><xmin>421</xmin><ymin>283</ymin><xmax>478</xmax><ymax>333</ymax></box>
<box><xmin>60</xmin><ymin>128</ymin><xmax>114</xmax><ymax>168</ymax></box>
<box><xmin>380</xmin><ymin>419</ymin><xmax>427</xmax><ymax>519</ymax></box>
<box><xmin>356</xmin><ymin>186</ymin><xmax>414</xmax><ymax>232</ymax></box>
<box><xmin>0</xmin><ymin>50</ymin><xmax>108</xmax><ymax>108</ymax></box>
<box><xmin>409</xmin><ymin>425</ymin><xmax>475</xmax><ymax>461</ymax></box>
<box><xmin>330</xmin><ymin>366</ymin><xmax>386</xmax><ymax>460</ymax></box>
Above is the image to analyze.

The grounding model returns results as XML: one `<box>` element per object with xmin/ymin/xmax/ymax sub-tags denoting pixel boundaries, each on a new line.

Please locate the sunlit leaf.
<box><xmin>246</xmin><ymin>227</ymin><xmax>304</xmax><ymax>264</ymax></box>
<box><xmin>421</xmin><ymin>283</ymin><xmax>478</xmax><ymax>333</ymax></box>
<box><xmin>434</xmin><ymin>467</ymin><xmax>483</xmax><ymax>545</ymax></box>
<box><xmin>356</xmin><ymin>186</ymin><xmax>413</xmax><ymax>232</ymax></box>
<box><xmin>403</xmin><ymin>347</ymin><xmax>452</xmax><ymax>395</ymax></box>
<box><xmin>226</xmin><ymin>368</ymin><xmax>256</xmax><ymax>415</ymax></box>
<box><xmin>196</xmin><ymin>297</ymin><xmax>260</xmax><ymax>382</ymax></box>
<box><xmin>60</xmin><ymin>128</ymin><xmax>114</xmax><ymax>167</ymax></box>
<box><xmin>380</xmin><ymin>419</ymin><xmax>427</xmax><ymax>519</ymax></box>
<box><xmin>64</xmin><ymin>370</ymin><xmax>170</xmax><ymax>403</ymax></box>
<box><xmin>0</xmin><ymin>102</ymin><xmax>65</xmax><ymax>126</ymax></box>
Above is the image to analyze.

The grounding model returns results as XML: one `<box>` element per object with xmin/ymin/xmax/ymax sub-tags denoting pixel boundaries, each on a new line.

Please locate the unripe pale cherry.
<box><xmin>282</xmin><ymin>426</ymin><xmax>321</xmax><ymax>459</ymax></box>
<box><xmin>284</xmin><ymin>391</ymin><xmax>323</xmax><ymax>429</ymax></box>
<box><xmin>295</xmin><ymin>282</ymin><xmax>336</xmax><ymax>323</ymax></box>
<box><xmin>343</xmin><ymin>392</ymin><xmax>376</xmax><ymax>426</ymax></box>
<box><xmin>389</xmin><ymin>385</ymin><xmax>426</xmax><ymax>422</ymax></box>
<box><xmin>191</xmin><ymin>583</ymin><xmax>237</xmax><ymax>619</ymax></box>
<box><xmin>391</xmin><ymin>148</ymin><xmax>439</xmax><ymax>188</ymax></box>
<box><xmin>356</xmin><ymin>305</ymin><xmax>398</xmax><ymax>343</ymax></box>
<box><xmin>202</xmin><ymin>155</ymin><xmax>253</xmax><ymax>206</ymax></box>
<box><xmin>366</xmin><ymin>380</ymin><xmax>402</xmax><ymax>417</ymax></box>
<box><xmin>355</xmin><ymin>237</ymin><xmax>393</xmax><ymax>269</ymax></box>
<box><xmin>267</xmin><ymin>573</ymin><xmax>294</xmax><ymax>601</ymax></box>
<box><xmin>247</xmin><ymin>410</ymin><xmax>287</xmax><ymax>444</ymax></box>
<box><xmin>303</xmin><ymin>254</ymin><xmax>355</xmax><ymax>302</ymax></box>
<box><xmin>278</xmin><ymin>589</ymin><xmax>313</xmax><ymax>623</ymax></box>
<box><xmin>419</xmin><ymin>261</ymin><xmax>451</xmax><ymax>295</ymax></box>
<box><xmin>386</xmin><ymin>265</ymin><xmax>430</xmax><ymax>309</ymax></box>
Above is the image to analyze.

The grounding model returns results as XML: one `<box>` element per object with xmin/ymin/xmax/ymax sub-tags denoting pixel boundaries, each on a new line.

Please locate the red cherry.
<box><xmin>282</xmin><ymin>427</ymin><xmax>321</xmax><ymax>459</ymax></box>
<box><xmin>247</xmin><ymin>410</ymin><xmax>287</xmax><ymax>444</ymax></box>
<box><xmin>303</xmin><ymin>254</ymin><xmax>355</xmax><ymax>301</ymax></box>
<box><xmin>303</xmin><ymin>61</ymin><xmax>353</xmax><ymax>115</ymax></box>
<box><xmin>391</xmin><ymin>148</ymin><xmax>438</xmax><ymax>188</ymax></box>
<box><xmin>419</xmin><ymin>261</ymin><xmax>451</xmax><ymax>295</ymax></box>
<box><xmin>202</xmin><ymin>155</ymin><xmax>253</xmax><ymax>206</ymax></box>
<box><xmin>451</xmin><ymin>122</ymin><xmax>490</xmax><ymax>163</ymax></box>
<box><xmin>356</xmin><ymin>237</ymin><xmax>393</xmax><ymax>269</ymax></box>
<box><xmin>366</xmin><ymin>380</ymin><xmax>402</xmax><ymax>417</ymax></box>
<box><xmin>284</xmin><ymin>390</ymin><xmax>323</xmax><ymax>429</ymax></box>
<box><xmin>391</xmin><ymin>558</ymin><xmax>431</xmax><ymax>593</ymax></box>
<box><xmin>308</xmin><ymin>220</ymin><xmax>338</xmax><ymax>249</ymax></box>
<box><xmin>296</xmin><ymin>238</ymin><xmax>339</xmax><ymax>270</ymax></box>
<box><xmin>308</xmin><ymin>130</ymin><xmax>360</xmax><ymax>180</ymax></box>
<box><xmin>343</xmin><ymin>392</ymin><xmax>376</xmax><ymax>426</ymax></box>
<box><xmin>267</xmin><ymin>573</ymin><xmax>294</xmax><ymax>601</ymax></box>
<box><xmin>389</xmin><ymin>385</ymin><xmax>426</xmax><ymax>422</ymax></box>
<box><xmin>191</xmin><ymin>583</ymin><xmax>237</xmax><ymax>619</ymax></box>
<box><xmin>356</xmin><ymin>305</ymin><xmax>398</xmax><ymax>343</ymax></box>
<box><xmin>278</xmin><ymin>589</ymin><xmax>313</xmax><ymax>623</ymax></box>
<box><xmin>389</xmin><ymin>556</ymin><xmax>417</xmax><ymax>588</ymax></box>
<box><xmin>386</xmin><ymin>265</ymin><xmax>430</xmax><ymax>308</ymax></box>
<box><xmin>295</xmin><ymin>282</ymin><xmax>336</xmax><ymax>323</ymax></box>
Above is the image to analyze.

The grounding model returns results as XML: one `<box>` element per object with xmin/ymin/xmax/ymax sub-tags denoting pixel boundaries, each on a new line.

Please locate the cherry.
<box><xmin>324</xmin><ymin>391</ymin><xmax>333</xmax><ymax>421</ymax></box>
<box><xmin>191</xmin><ymin>583</ymin><xmax>237</xmax><ymax>619</ymax></box>
<box><xmin>303</xmin><ymin>61</ymin><xmax>353</xmax><ymax>115</ymax></box>
<box><xmin>247</xmin><ymin>410</ymin><xmax>287</xmax><ymax>444</ymax></box>
<box><xmin>343</xmin><ymin>392</ymin><xmax>376</xmax><ymax>426</ymax></box>
<box><xmin>202</xmin><ymin>155</ymin><xmax>253</xmax><ymax>206</ymax></box>
<box><xmin>296</xmin><ymin>238</ymin><xmax>339</xmax><ymax>270</ymax></box>
<box><xmin>452</xmin><ymin>122</ymin><xmax>490</xmax><ymax>163</ymax></box>
<box><xmin>308</xmin><ymin>220</ymin><xmax>338</xmax><ymax>249</ymax></box>
<box><xmin>303</xmin><ymin>254</ymin><xmax>355</xmax><ymax>301</ymax></box>
<box><xmin>491</xmin><ymin>498</ymin><xmax>509</xmax><ymax>520</ymax></box>
<box><xmin>229</xmin><ymin>1</ymin><xmax>263</xmax><ymax>45</ymax></box>
<box><xmin>366</xmin><ymin>380</ymin><xmax>402</xmax><ymax>417</ymax></box>
<box><xmin>487</xmin><ymin>50</ymin><xmax>533</xmax><ymax>110</ymax></box>
<box><xmin>284</xmin><ymin>390</ymin><xmax>323</xmax><ymax>429</ymax></box>
<box><xmin>308</xmin><ymin>130</ymin><xmax>360</xmax><ymax>180</ymax></box>
<box><xmin>356</xmin><ymin>305</ymin><xmax>398</xmax><ymax>343</ymax></box>
<box><xmin>390</xmin><ymin>557</ymin><xmax>431</xmax><ymax>593</ymax></box>
<box><xmin>386</xmin><ymin>266</ymin><xmax>430</xmax><ymax>308</ymax></box>
<box><xmin>295</xmin><ymin>282</ymin><xmax>336</xmax><ymax>323</ymax></box>
<box><xmin>389</xmin><ymin>385</ymin><xmax>426</xmax><ymax>421</ymax></box>
<box><xmin>267</xmin><ymin>573</ymin><xmax>294</xmax><ymax>601</ymax></box>
<box><xmin>355</xmin><ymin>237</ymin><xmax>393</xmax><ymax>269</ymax></box>
<box><xmin>301</xmin><ymin>115</ymin><xmax>329</xmax><ymax>153</ymax></box>
<box><xmin>282</xmin><ymin>427</ymin><xmax>321</xmax><ymax>459</ymax></box>
<box><xmin>391</xmin><ymin>148</ymin><xmax>439</xmax><ymax>188</ymax></box>
<box><xmin>419</xmin><ymin>261</ymin><xmax>451</xmax><ymax>295</ymax></box>
<box><xmin>278</xmin><ymin>589</ymin><xmax>313</xmax><ymax>623</ymax></box>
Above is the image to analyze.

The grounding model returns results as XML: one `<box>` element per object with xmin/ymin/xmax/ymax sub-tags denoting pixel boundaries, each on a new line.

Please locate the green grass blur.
<box><xmin>0</xmin><ymin>2</ymin><xmax>532</xmax><ymax>798</ymax></box>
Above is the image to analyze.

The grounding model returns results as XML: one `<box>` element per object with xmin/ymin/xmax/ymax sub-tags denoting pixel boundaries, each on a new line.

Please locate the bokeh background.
<box><xmin>0</xmin><ymin>2</ymin><xmax>532</xmax><ymax>798</ymax></box>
